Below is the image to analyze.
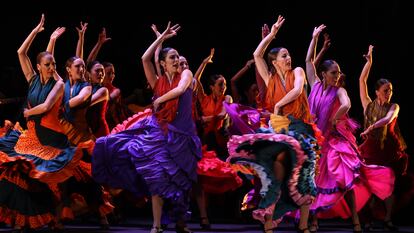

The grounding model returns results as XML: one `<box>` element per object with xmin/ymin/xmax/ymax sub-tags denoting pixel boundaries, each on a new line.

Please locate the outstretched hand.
<box><xmin>270</xmin><ymin>15</ymin><xmax>285</xmax><ymax>35</ymax></box>
<box><xmin>151</xmin><ymin>24</ymin><xmax>161</xmax><ymax>38</ymax></box>
<box><xmin>322</xmin><ymin>33</ymin><xmax>331</xmax><ymax>49</ymax></box>
<box><xmin>261</xmin><ymin>24</ymin><xmax>270</xmax><ymax>39</ymax></box>
<box><xmin>312</xmin><ymin>24</ymin><xmax>326</xmax><ymax>38</ymax></box>
<box><xmin>34</xmin><ymin>14</ymin><xmax>45</xmax><ymax>33</ymax></box>
<box><xmin>76</xmin><ymin>21</ymin><xmax>88</xmax><ymax>36</ymax></box>
<box><xmin>246</xmin><ymin>59</ymin><xmax>255</xmax><ymax>68</ymax></box>
<box><xmin>98</xmin><ymin>27</ymin><xmax>111</xmax><ymax>44</ymax></box>
<box><xmin>363</xmin><ymin>45</ymin><xmax>374</xmax><ymax>62</ymax></box>
<box><xmin>160</xmin><ymin>22</ymin><xmax>181</xmax><ymax>40</ymax></box>
<box><xmin>203</xmin><ymin>48</ymin><xmax>215</xmax><ymax>64</ymax></box>
<box><xmin>50</xmin><ymin>27</ymin><xmax>66</xmax><ymax>40</ymax></box>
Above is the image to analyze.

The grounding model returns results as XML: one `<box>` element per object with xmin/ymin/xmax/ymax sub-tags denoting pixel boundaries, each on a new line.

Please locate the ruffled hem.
<box><xmin>312</xmin><ymin>164</ymin><xmax>394</xmax><ymax>219</ymax></box>
<box><xmin>228</xmin><ymin>133</ymin><xmax>313</xmax><ymax>206</ymax></box>
<box><xmin>0</xmin><ymin>179</ymin><xmax>55</xmax><ymax>229</ymax></box>
<box><xmin>93</xmin><ymin>115</ymin><xmax>200</xmax><ymax>218</ymax></box>
<box><xmin>0</xmin><ymin>206</ymin><xmax>55</xmax><ymax>229</ymax></box>
<box><xmin>252</xmin><ymin>203</ymin><xmax>283</xmax><ymax>228</ymax></box>
<box><xmin>110</xmin><ymin>108</ymin><xmax>152</xmax><ymax>134</ymax></box>
<box><xmin>0</xmin><ymin>139</ymin><xmax>92</xmax><ymax>184</ymax></box>
<box><xmin>197</xmin><ymin>150</ymin><xmax>242</xmax><ymax>193</ymax></box>
<box><xmin>99</xmin><ymin>190</ymin><xmax>115</xmax><ymax>216</ymax></box>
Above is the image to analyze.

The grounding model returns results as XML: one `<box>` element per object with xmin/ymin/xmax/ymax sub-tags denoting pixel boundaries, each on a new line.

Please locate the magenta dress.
<box><xmin>308</xmin><ymin>81</ymin><xmax>394</xmax><ymax>218</ymax></box>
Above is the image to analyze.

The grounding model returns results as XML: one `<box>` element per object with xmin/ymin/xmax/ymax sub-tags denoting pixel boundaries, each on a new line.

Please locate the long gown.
<box><xmin>225</xmin><ymin>71</ymin><xmax>321</xmax><ymax>227</ymax></box>
<box><xmin>308</xmin><ymin>81</ymin><xmax>394</xmax><ymax>218</ymax></box>
<box><xmin>0</xmin><ymin>75</ymin><xmax>83</xmax><ymax>228</ymax></box>
<box><xmin>92</xmin><ymin>76</ymin><xmax>202</xmax><ymax>221</ymax></box>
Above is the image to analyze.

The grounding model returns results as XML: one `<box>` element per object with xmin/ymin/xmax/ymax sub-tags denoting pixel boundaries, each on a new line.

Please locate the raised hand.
<box><xmin>151</xmin><ymin>24</ymin><xmax>161</xmax><ymax>38</ymax></box>
<box><xmin>322</xmin><ymin>33</ymin><xmax>331</xmax><ymax>50</ymax></box>
<box><xmin>76</xmin><ymin>21</ymin><xmax>88</xmax><ymax>37</ymax></box>
<box><xmin>50</xmin><ymin>27</ymin><xmax>66</xmax><ymax>40</ymax></box>
<box><xmin>363</xmin><ymin>45</ymin><xmax>374</xmax><ymax>63</ymax></box>
<box><xmin>261</xmin><ymin>24</ymin><xmax>270</xmax><ymax>39</ymax></box>
<box><xmin>270</xmin><ymin>15</ymin><xmax>285</xmax><ymax>35</ymax></box>
<box><xmin>98</xmin><ymin>27</ymin><xmax>111</xmax><ymax>45</ymax></box>
<box><xmin>203</xmin><ymin>48</ymin><xmax>215</xmax><ymax>64</ymax></box>
<box><xmin>34</xmin><ymin>14</ymin><xmax>45</xmax><ymax>33</ymax></box>
<box><xmin>161</xmin><ymin>22</ymin><xmax>181</xmax><ymax>40</ymax></box>
<box><xmin>313</xmin><ymin>24</ymin><xmax>326</xmax><ymax>38</ymax></box>
<box><xmin>246</xmin><ymin>59</ymin><xmax>255</xmax><ymax>68</ymax></box>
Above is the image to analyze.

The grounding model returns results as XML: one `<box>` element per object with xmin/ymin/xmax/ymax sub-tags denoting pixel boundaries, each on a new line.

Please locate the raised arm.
<box><xmin>17</xmin><ymin>14</ymin><xmax>45</xmax><ymax>82</ymax></box>
<box><xmin>314</xmin><ymin>33</ymin><xmax>331</xmax><ymax>68</ymax></box>
<box><xmin>255</xmin><ymin>25</ymin><xmax>269</xmax><ymax>105</ymax></box>
<box><xmin>24</xmin><ymin>79</ymin><xmax>64</xmax><ymax>117</ymax></box>
<box><xmin>332</xmin><ymin>87</ymin><xmax>351</xmax><ymax>127</ymax></box>
<box><xmin>361</xmin><ymin>103</ymin><xmax>399</xmax><ymax>138</ymax></box>
<box><xmin>75</xmin><ymin>22</ymin><xmax>88</xmax><ymax>59</ymax></box>
<box><xmin>230</xmin><ymin>59</ymin><xmax>254</xmax><ymax>103</ymax></box>
<box><xmin>193</xmin><ymin>48</ymin><xmax>215</xmax><ymax>99</ymax></box>
<box><xmin>153</xmin><ymin>69</ymin><xmax>193</xmax><ymax>111</ymax></box>
<box><xmin>253</xmin><ymin>15</ymin><xmax>285</xmax><ymax>86</ymax></box>
<box><xmin>90</xmin><ymin>87</ymin><xmax>109</xmax><ymax>106</ymax></box>
<box><xmin>87</xmin><ymin>27</ymin><xmax>111</xmax><ymax>64</ymax></box>
<box><xmin>305</xmin><ymin>24</ymin><xmax>325</xmax><ymax>88</ymax></box>
<box><xmin>142</xmin><ymin>22</ymin><xmax>180</xmax><ymax>89</ymax></box>
<box><xmin>151</xmin><ymin>24</ymin><xmax>163</xmax><ymax>77</ymax></box>
<box><xmin>46</xmin><ymin>27</ymin><xmax>66</xmax><ymax>55</ymax></box>
<box><xmin>194</xmin><ymin>48</ymin><xmax>214</xmax><ymax>81</ymax></box>
<box><xmin>274</xmin><ymin>67</ymin><xmax>305</xmax><ymax>114</ymax></box>
<box><xmin>359</xmin><ymin>45</ymin><xmax>374</xmax><ymax>112</ymax></box>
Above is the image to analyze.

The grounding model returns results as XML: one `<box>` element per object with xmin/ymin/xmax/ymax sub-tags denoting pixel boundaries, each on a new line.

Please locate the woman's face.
<box><xmin>67</xmin><ymin>58</ymin><xmax>85</xmax><ymax>81</ymax></box>
<box><xmin>90</xmin><ymin>63</ymin><xmax>105</xmax><ymax>84</ymax></box>
<box><xmin>246</xmin><ymin>83</ymin><xmax>259</xmax><ymax>102</ymax></box>
<box><xmin>376</xmin><ymin>82</ymin><xmax>393</xmax><ymax>103</ymax></box>
<box><xmin>162</xmin><ymin>49</ymin><xmax>180</xmax><ymax>74</ymax></box>
<box><xmin>211</xmin><ymin>76</ymin><xmax>227</xmax><ymax>97</ymax></box>
<box><xmin>273</xmin><ymin>48</ymin><xmax>292</xmax><ymax>72</ymax></box>
<box><xmin>37</xmin><ymin>54</ymin><xmax>56</xmax><ymax>79</ymax></box>
<box><xmin>178</xmin><ymin>56</ymin><xmax>189</xmax><ymax>73</ymax></box>
<box><xmin>323</xmin><ymin>62</ymin><xmax>341</xmax><ymax>87</ymax></box>
<box><xmin>103</xmin><ymin>65</ymin><xmax>115</xmax><ymax>85</ymax></box>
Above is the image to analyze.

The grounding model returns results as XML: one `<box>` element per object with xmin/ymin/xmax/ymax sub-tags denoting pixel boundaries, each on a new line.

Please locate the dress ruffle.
<box><xmin>93</xmin><ymin>114</ymin><xmax>200</xmax><ymax>218</ymax></box>
<box><xmin>197</xmin><ymin>149</ymin><xmax>243</xmax><ymax>193</ymax></box>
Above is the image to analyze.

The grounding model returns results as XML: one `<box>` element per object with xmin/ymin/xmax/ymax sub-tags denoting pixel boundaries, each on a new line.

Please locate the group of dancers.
<box><xmin>0</xmin><ymin>13</ymin><xmax>410</xmax><ymax>233</ymax></box>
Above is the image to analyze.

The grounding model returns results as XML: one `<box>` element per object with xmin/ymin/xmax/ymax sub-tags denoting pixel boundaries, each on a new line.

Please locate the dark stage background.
<box><xmin>0</xmin><ymin>0</ymin><xmax>412</xmax><ymax>222</ymax></box>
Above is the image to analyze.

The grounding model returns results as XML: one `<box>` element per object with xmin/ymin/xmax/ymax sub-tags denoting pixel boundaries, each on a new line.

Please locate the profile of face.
<box><xmin>178</xmin><ymin>56</ymin><xmax>189</xmax><ymax>73</ymax></box>
<box><xmin>322</xmin><ymin>62</ymin><xmax>342</xmax><ymax>87</ymax></box>
<box><xmin>67</xmin><ymin>58</ymin><xmax>85</xmax><ymax>81</ymax></box>
<box><xmin>210</xmin><ymin>75</ymin><xmax>227</xmax><ymax>97</ymax></box>
<box><xmin>272</xmin><ymin>48</ymin><xmax>292</xmax><ymax>72</ymax></box>
<box><xmin>90</xmin><ymin>63</ymin><xmax>105</xmax><ymax>84</ymax></box>
<box><xmin>245</xmin><ymin>83</ymin><xmax>259</xmax><ymax>102</ymax></box>
<box><xmin>376</xmin><ymin>82</ymin><xmax>393</xmax><ymax>103</ymax></box>
<box><xmin>103</xmin><ymin>65</ymin><xmax>115</xmax><ymax>85</ymax></box>
<box><xmin>160</xmin><ymin>49</ymin><xmax>180</xmax><ymax>75</ymax></box>
<box><xmin>37</xmin><ymin>54</ymin><xmax>56</xmax><ymax>79</ymax></box>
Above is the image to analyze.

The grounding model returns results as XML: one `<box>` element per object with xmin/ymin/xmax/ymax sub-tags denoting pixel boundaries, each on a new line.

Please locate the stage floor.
<box><xmin>1</xmin><ymin>219</ymin><xmax>413</xmax><ymax>232</ymax></box>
